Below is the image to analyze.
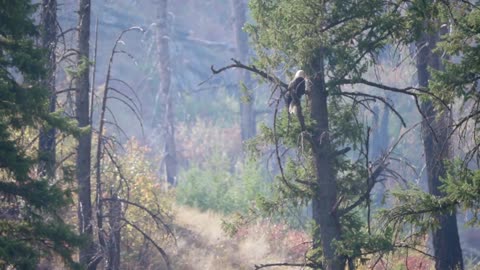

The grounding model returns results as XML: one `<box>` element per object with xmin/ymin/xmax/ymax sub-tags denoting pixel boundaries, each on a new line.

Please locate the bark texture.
<box><xmin>309</xmin><ymin>51</ymin><xmax>344</xmax><ymax>270</ymax></box>
<box><xmin>154</xmin><ymin>0</ymin><xmax>178</xmax><ymax>186</ymax></box>
<box><xmin>75</xmin><ymin>0</ymin><xmax>95</xmax><ymax>268</ymax></box>
<box><xmin>38</xmin><ymin>0</ymin><xmax>57</xmax><ymax>178</ymax></box>
<box><xmin>416</xmin><ymin>27</ymin><xmax>464</xmax><ymax>270</ymax></box>
<box><xmin>231</xmin><ymin>0</ymin><xmax>256</xmax><ymax>141</ymax></box>
<box><xmin>107</xmin><ymin>193</ymin><xmax>121</xmax><ymax>270</ymax></box>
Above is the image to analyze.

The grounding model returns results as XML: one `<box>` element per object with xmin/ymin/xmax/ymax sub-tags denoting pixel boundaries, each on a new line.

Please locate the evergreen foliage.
<box><xmin>0</xmin><ymin>1</ymin><xmax>82</xmax><ymax>268</ymax></box>
<box><xmin>244</xmin><ymin>0</ymin><xmax>405</xmax><ymax>267</ymax></box>
<box><xmin>176</xmin><ymin>153</ymin><xmax>269</xmax><ymax>214</ymax></box>
<box><xmin>3</xmin><ymin>0</ymin><xmax>480</xmax><ymax>268</ymax></box>
<box><xmin>380</xmin><ymin>0</ymin><xmax>480</xmax><ymax>223</ymax></box>
<box><xmin>238</xmin><ymin>0</ymin><xmax>478</xmax><ymax>268</ymax></box>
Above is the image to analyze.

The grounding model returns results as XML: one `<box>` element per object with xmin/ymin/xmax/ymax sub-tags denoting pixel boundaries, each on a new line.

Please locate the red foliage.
<box><xmin>233</xmin><ymin>221</ymin><xmax>310</xmax><ymax>260</ymax></box>
<box><xmin>406</xmin><ymin>256</ymin><xmax>433</xmax><ymax>270</ymax></box>
<box><xmin>372</xmin><ymin>255</ymin><xmax>432</xmax><ymax>270</ymax></box>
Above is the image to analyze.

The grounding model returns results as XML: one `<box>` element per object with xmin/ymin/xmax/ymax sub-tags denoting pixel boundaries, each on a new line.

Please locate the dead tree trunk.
<box><xmin>38</xmin><ymin>0</ymin><xmax>57</xmax><ymax>178</ymax></box>
<box><xmin>309</xmin><ymin>51</ymin><xmax>344</xmax><ymax>270</ymax></box>
<box><xmin>416</xmin><ymin>26</ymin><xmax>464</xmax><ymax>270</ymax></box>
<box><xmin>154</xmin><ymin>0</ymin><xmax>178</xmax><ymax>186</ymax></box>
<box><xmin>75</xmin><ymin>0</ymin><xmax>95</xmax><ymax>268</ymax></box>
<box><xmin>230</xmin><ymin>0</ymin><xmax>255</xmax><ymax>142</ymax></box>
<box><xmin>107</xmin><ymin>193</ymin><xmax>121</xmax><ymax>270</ymax></box>
<box><xmin>371</xmin><ymin>103</ymin><xmax>390</xmax><ymax>205</ymax></box>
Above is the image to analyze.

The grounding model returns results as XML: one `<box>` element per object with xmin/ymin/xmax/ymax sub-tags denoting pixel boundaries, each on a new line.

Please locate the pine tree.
<box><xmin>0</xmin><ymin>0</ymin><xmax>82</xmax><ymax>268</ymax></box>
<box><xmin>38</xmin><ymin>0</ymin><xmax>57</xmax><ymax>178</ymax></box>
<box><xmin>416</xmin><ymin>20</ymin><xmax>464</xmax><ymax>270</ymax></box>
<box><xmin>244</xmin><ymin>0</ymin><xmax>402</xmax><ymax>268</ymax></box>
<box><xmin>378</xmin><ymin>2</ymin><xmax>475</xmax><ymax>269</ymax></box>
<box><xmin>419</xmin><ymin>2</ymin><xmax>480</xmax><ymax>268</ymax></box>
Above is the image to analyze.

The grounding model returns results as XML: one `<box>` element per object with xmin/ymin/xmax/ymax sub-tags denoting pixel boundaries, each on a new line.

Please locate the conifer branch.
<box><xmin>338</xmin><ymin>163</ymin><xmax>386</xmax><ymax>216</ymax></box>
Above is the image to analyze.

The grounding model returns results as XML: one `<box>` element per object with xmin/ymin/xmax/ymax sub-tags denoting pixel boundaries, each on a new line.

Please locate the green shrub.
<box><xmin>176</xmin><ymin>152</ymin><xmax>269</xmax><ymax>214</ymax></box>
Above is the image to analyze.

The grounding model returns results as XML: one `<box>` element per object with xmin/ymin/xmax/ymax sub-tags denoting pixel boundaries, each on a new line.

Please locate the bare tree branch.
<box><xmin>102</xmin><ymin>197</ymin><xmax>173</xmax><ymax>238</ymax></box>
<box><xmin>254</xmin><ymin>262</ymin><xmax>319</xmax><ymax>269</ymax></box>
<box><xmin>340</xmin><ymin>91</ymin><xmax>406</xmax><ymax>127</ymax></box>
<box><xmin>206</xmin><ymin>58</ymin><xmax>288</xmax><ymax>89</ymax></box>
<box><xmin>121</xmin><ymin>218</ymin><xmax>172</xmax><ymax>270</ymax></box>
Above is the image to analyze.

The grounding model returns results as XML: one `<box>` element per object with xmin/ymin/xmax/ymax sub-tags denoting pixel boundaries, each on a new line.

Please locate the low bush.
<box><xmin>176</xmin><ymin>153</ymin><xmax>269</xmax><ymax>214</ymax></box>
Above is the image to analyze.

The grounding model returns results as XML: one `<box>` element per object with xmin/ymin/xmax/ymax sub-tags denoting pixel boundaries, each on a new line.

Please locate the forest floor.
<box><xmin>168</xmin><ymin>206</ymin><xmax>308</xmax><ymax>270</ymax></box>
<box><xmin>165</xmin><ymin>206</ymin><xmax>480</xmax><ymax>270</ymax></box>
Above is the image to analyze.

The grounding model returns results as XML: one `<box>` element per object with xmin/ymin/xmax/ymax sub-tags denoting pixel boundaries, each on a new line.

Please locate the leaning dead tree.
<box><xmin>92</xmin><ymin>26</ymin><xmax>172</xmax><ymax>270</ymax></box>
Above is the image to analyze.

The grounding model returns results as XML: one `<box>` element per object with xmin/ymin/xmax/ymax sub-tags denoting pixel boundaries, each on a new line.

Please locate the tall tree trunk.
<box><xmin>371</xmin><ymin>104</ymin><xmax>390</xmax><ymax>159</ymax></box>
<box><xmin>371</xmin><ymin>103</ymin><xmax>390</xmax><ymax>205</ymax></box>
<box><xmin>309</xmin><ymin>51</ymin><xmax>344</xmax><ymax>270</ymax></box>
<box><xmin>75</xmin><ymin>0</ymin><xmax>95</xmax><ymax>268</ymax></box>
<box><xmin>416</xmin><ymin>27</ymin><xmax>464</xmax><ymax>270</ymax></box>
<box><xmin>38</xmin><ymin>0</ymin><xmax>57</xmax><ymax>178</ymax></box>
<box><xmin>107</xmin><ymin>193</ymin><xmax>121</xmax><ymax>270</ymax></box>
<box><xmin>154</xmin><ymin>0</ymin><xmax>177</xmax><ymax>186</ymax></box>
<box><xmin>230</xmin><ymin>0</ymin><xmax>255</xmax><ymax>142</ymax></box>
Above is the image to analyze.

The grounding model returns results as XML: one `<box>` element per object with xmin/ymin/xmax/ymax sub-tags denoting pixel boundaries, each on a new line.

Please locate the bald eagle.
<box><xmin>285</xmin><ymin>70</ymin><xmax>306</xmax><ymax>114</ymax></box>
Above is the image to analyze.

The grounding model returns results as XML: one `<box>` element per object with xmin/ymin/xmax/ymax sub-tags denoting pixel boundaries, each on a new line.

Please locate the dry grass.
<box><xmin>167</xmin><ymin>205</ymin><xmax>308</xmax><ymax>270</ymax></box>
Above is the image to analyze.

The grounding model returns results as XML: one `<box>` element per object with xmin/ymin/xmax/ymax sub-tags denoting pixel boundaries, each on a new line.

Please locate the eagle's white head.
<box><xmin>294</xmin><ymin>70</ymin><xmax>305</xmax><ymax>79</ymax></box>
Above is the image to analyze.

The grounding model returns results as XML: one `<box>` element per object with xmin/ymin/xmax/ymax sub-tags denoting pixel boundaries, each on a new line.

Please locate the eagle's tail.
<box><xmin>289</xmin><ymin>103</ymin><xmax>297</xmax><ymax>115</ymax></box>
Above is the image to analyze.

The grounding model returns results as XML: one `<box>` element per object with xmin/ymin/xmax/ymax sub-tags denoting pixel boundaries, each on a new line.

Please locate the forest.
<box><xmin>1</xmin><ymin>0</ymin><xmax>480</xmax><ymax>269</ymax></box>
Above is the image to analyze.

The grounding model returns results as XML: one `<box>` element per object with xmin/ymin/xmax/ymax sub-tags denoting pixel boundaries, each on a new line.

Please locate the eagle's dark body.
<box><xmin>285</xmin><ymin>71</ymin><xmax>306</xmax><ymax>114</ymax></box>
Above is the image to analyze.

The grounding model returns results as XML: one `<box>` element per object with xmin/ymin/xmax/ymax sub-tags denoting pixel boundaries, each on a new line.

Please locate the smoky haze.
<box><xmin>40</xmin><ymin>0</ymin><xmax>480</xmax><ymax>268</ymax></box>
